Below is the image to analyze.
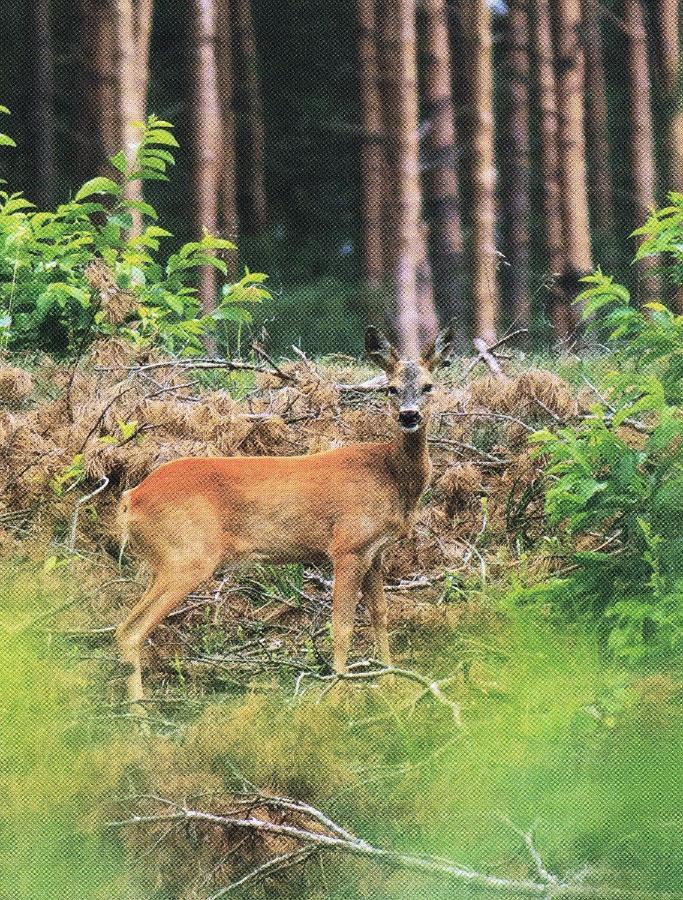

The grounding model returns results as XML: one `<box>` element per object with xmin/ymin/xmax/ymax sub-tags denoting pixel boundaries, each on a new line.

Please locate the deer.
<box><xmin>115</xmin><ymin>322</ymin><xmax>456</xmax><ymax>706</ymax></box>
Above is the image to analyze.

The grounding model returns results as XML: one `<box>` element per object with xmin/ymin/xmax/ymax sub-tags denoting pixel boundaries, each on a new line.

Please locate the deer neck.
<box><xmin>388</xmin><ymin>423</ymin><xmax>432</xmax><ymax>514</ymax></box>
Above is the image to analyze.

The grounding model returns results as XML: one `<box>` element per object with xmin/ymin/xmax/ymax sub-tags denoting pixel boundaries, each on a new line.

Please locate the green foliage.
<box><xmin>529</xmin><ymin>216</ymin><xmax>683</xmax><ymax>660</ymax></box>
<box><xmin>0</xmin><ymin>564</ymin><xmax>135</xmax><ymax>899</ymax></box>
<box><xmin>0</xmin><ymin>115</ymin><xmax>270</xmax><ymax>355</ymax></box>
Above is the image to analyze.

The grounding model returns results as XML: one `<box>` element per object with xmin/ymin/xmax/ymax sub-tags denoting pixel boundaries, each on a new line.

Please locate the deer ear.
<box><xmin>421</xmin><ymin>321</ymin><xmax>457</xmax><ymax>370</ymax></box>
<box><xmin>365</xmin><ymin>326</ymin><xmax>398</xmax><ymax>373</ymax></box>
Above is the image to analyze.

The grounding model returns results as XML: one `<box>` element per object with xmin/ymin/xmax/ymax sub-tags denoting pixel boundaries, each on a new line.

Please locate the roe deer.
<box><xmin>116</xmin><ymin>323</ymin><xmax>456</xmax><ymax>704</ymax></box>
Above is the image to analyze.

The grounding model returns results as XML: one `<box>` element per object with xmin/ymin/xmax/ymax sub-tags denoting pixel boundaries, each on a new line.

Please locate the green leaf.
<box><xmin>145</xmin><ymin>129</ymin><xmax>180</xmax><ymax>147</ymax></box>
<box><xmin>75</xmin><ymin>177</ymin><xmax>121</xmax><ymax>201</ymax></box>
<box><xmin>109</xmin><ymin>151</ymin><xmax>128</xmax><ymax>174</ymax></box>
<box><xmin>0</xmin><ymin>134</ymin><xmax>16</xmax><ymax>147</ymax></box>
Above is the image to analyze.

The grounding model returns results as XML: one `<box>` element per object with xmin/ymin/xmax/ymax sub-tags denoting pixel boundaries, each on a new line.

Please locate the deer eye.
<box><xmin>387</xmin><ymin>385</ymin><xmax>399</xmax><ymax>396</ymax></box>
<box><xmin>422</xmin><ymin>383</ymin><xmax>433</xmax><ymax>393</ymax></box>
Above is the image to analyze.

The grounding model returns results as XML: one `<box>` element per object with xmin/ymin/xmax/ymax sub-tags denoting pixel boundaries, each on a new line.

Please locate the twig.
<box><xmin>294</xmin><ymin>660</ymin><xmax>463</xmax><ymax>726</ymax></box>
<box><xmin>207</xmin><ymin>848</ymin><xmax>315</xmax><ymax>898</ymax></box>
<box><xmin>68</xmin><ymin>476</ymin><xmax>110</xmax><ymax>552</ymax></box>
<box><xmin>472</xmin><ymin>338</ymin><xmax>504</xmax><ymax>376</ymax></box>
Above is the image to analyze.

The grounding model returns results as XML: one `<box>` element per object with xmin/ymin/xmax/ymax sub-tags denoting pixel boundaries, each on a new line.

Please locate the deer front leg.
<box><xmin>362</xmin><ymin>554</ymin><xmax>391</xmax><ymax>666</ymax></box>
<box><xmin>331</xmin><ymin>551</ymin><xmax>371</xmax><ymax>673</ymax></box>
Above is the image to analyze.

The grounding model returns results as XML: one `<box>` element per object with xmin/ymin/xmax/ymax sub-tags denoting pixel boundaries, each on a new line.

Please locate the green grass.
<box><xmin>2</xmin><ymin>560</ymin><xmax>682</xmax><ymax>898</ymax></box>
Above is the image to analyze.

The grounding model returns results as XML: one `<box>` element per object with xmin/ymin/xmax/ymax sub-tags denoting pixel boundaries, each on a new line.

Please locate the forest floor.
<box><xmin>2</xmin><ymin>347</ymin><xmax>683</xmax><ymax>899</ymax></box>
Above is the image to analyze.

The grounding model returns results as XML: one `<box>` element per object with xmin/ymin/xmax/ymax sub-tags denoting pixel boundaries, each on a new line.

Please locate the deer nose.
<box><xmin>398</xmin><ymin>408</ymin><xmax>421</xmax><ymax>428</ymax></box>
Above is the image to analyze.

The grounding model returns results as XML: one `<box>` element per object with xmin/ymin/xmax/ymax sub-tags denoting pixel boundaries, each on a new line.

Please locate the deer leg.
<box><xmin>115</xmin><ymin>557</ymin><xmax>220</xmax><ymax>707</ymax></box>
<box><xmin>362</xmin><ymin>554</ymin><xmax>391</xmax><ymax>666</ymax></box>
<box><xmin>331</xmin><ymin>551</ymin><xmax>372</xmax><ymax>673</ymax></box>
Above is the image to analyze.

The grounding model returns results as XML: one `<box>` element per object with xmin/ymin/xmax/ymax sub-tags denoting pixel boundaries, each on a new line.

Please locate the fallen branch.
<box><xmin>294</xmin><ymin>660</ymin><xmax>463</xmax><ymax>726</ymax></box>
<box><xmin>94</xmin><ymin>357</ymin><xmax>296</xmax><ymax>382</ymax></box>
<box><xmin>106</xmin><ymin>794</ymin><xmax>671</xmax><ymax>899</ymax></box>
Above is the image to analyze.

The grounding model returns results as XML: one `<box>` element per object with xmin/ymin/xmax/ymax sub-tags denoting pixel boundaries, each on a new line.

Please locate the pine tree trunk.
<box><xmin>582</xmin><ymin>0</ymin><xmax>616</xmax><ymax>269</ymax></box>
<box><xmin>657</xmin><ymin>0</ymin><xmax>683</xmax><ymax>192</ymax></box>
<box><xmin>503</xmin><ymin>0</ymin><xmax>531</xmax><ymax>331</ymax></box>
<box><xmin>116</xmin><ymin>0</ymin><xmax>153</xmax><ymax>231</ymax></box>
<box><xmin>80</xmin><ymin>0</ymin><xmax>121</xmax><ymax>179</ymax></box>
<box><xmin>530</xmin><ymin>0</ymin><xmax>568</xmax><ymax>340</ymax></box>
<box><xmin>189</xmin><ymin>0</ymin><xmax>222</xmax><ymax>315</ymax></box>
<box><xmin>234</xmin><ymin>0</ymin><xmax>268</xmax><ymax>233</ymax></box>
<box><xmin>357</xmin><ymin>0</ymin><xmax>386</xmax><ymax>300</ymax></box>
<box><xmin>20</xmin><ymin>0</ymin><xmax>55</xmax><ymax>207</ymax></box>
<box><xmin>555</xmin><ymin>0</ymin><xmax>593</xmax><ymax>330</ymax></box>
<box><xmin>421</xmin><ymin>0</ymin><xmax>465</xmax><ymax>334</ymax></box>
<box><xmin>216</xmin><ymin>0</ymin><xmax>239</xmax><ymax>279</ymax></box>
<box><xmin>469</xmin><ymin>0</ymin><xmax>498</xmax><ymax>346</ymax></box>
<box><xmin>656</xmin><ymin>0</ymin><xmax>683</xmax><ymax>311</ymax></box>
<box><xmin>381</xmin><ymin>0</ymin><xmax>432</xmax><ymax>355</ymax></box>
<box><xmin>625</xmin><ymin>0</ymin><xmax>660</xmax><ymax>302</ymax></box>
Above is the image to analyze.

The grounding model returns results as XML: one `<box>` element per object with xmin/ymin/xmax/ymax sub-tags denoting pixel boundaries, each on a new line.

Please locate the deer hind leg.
<box><xmin>115</xmin><ymin>554</ymin><xmax>221</xmax><ymax>707</ymax></box>
<box><xmin>330</xmin><ymin>550</ymin><xmax>373</xmax><ymax>673</ymax></box>
<box><xmin>362</xmin><ymin>553</ymin><xmax>391</xmax><ymax>666</ymax></box>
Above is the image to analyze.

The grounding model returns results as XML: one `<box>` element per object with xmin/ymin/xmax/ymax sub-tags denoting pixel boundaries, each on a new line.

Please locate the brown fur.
<box><xmin>115</xmin><ymin>325</ymin><xmax>456</xmax><ymax>705</ymax></box>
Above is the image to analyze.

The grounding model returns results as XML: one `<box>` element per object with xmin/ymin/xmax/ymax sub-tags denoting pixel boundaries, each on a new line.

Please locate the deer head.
<box><xmin>365</xmin><ymin>322</ymin><xmax>456</xmax><ymax>433</ymax></box>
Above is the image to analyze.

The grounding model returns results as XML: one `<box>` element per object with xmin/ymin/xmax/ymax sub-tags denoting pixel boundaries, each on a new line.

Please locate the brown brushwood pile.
<box><xmin>0</xmin><ymin>340</ymin><xmax>583</xmax><ymax>562</ymax></box>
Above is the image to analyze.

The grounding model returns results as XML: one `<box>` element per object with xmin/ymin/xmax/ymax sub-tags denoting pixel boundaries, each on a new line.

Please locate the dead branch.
<box><xmin>106</xmin><ymin>793</ymin><xmax>672</xmax><ymax>899</ymax></box>
<box><xmin>93</xmin><ymin>357</ymin><xmax>296</xmax><ymax>382</ymax></box>
<box><xmin>294</xmin><ymin>660</ymin><xmax>463</xmax><ymax>725</ymax></box>
<box><xmin>68</xmin><ymin>476</ymin><xmax>110</xmax><ymax>552</ymax></box>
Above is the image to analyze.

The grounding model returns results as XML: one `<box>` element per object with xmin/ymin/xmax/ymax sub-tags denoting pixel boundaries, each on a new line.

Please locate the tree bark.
<box><xmin>80</xmin><ymin>0</ymin><xmax>121</xmax><ymax>179</ymax></box>
<box><xmin>503</xmin><ymin>0</ymin><xmax>531</xmax><ymax>331</ymax></box>
<box><xmin>656</xmin><ymin>0</ymin><xmax>683</xmax><ymax>192</ymax></box>
<box><xmin>582</xmin><ymin>0</ymin><xmax>616</xmax><ymax>270</ymax></box>
<box><xmin>216</xmin><ymin>0</ymin><xmax>239</xmax><ymax>278</ymax></box>
<box><xmin>234</xmin><ymin>0</ymin><xmax>268</xmax><ymax>234</ymax></box>
<box><xmin>420</xmin><ymin>0</ymin><xmax>465</xmax><ymax>334</ymax></box>
<box><xmin>381</xmin><ymin>0</ymin><xmax>433</xmax><ymax>355</ymax></box>
<box><xmin>555</xmin><ymin>0</ymin><xmax>593</xmax><ymax>330</ymax></box>
<box><xmin>189</xmin><ymin>0</ymin><xmax>222</xmax><ymax>315</ymax></box>
<box><xmin>469</xmin><ymin>0</ymin><xmax>498</xmax><ymax>345</ymax></box>
<box><xmin>357</xmin><ymin>0</ymin><xmax>386</xmax><ymax>301</ymax></box>
<box><xmin>116</xmin><ymin>0</ymin><xmax>154</xmax><ymax>231</ymax></box>
<box><xmin>625</xmin><ymin>0</ymin><xmax>660</xmax><ymax>302</ymax></box>
<box><xmin>20</xmin><ymin>0</ymin><xmax>56</xmax><ymax>208</ymax></box>
<box><xmin>530</xmin><ymin>0</ymin><xmax>568</xmax><ymax>340</ymax></box>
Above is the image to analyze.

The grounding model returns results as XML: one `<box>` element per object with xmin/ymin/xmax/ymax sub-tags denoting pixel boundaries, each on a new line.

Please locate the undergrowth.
<box><xmin>2</xmin><ymin>559</ymin><xmax>682</xmax><ymax>899</ymax></box>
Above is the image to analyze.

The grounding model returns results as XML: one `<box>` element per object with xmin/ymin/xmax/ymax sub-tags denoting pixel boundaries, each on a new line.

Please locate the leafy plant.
<box><xmin>529</xmin><ymin>210</ymin><xmax>683</xmax><ymax>660</ymax></box>
<box><xmin>0</xmin><ymin>115</ymin><xmax>270</xmax><ymax>355</ymax></box>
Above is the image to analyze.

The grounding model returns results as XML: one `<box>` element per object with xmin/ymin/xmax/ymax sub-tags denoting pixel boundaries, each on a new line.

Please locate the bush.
<box><xmin>529</xmin><ymin>207</ymin><xmax>683</xmax><ymax>660</ymax></box>
<box><xmin>0</xmin><ymin>115</ymin><xmax>270</xmax><ymax>356</ymax></box>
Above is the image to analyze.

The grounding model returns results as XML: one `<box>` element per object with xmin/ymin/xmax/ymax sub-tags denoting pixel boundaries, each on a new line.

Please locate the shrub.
<box><xmin>529</xmin><ymin>204</ymin><xmax>683</xmax><ymax>660</ymax></box>
<box><xmin>0</xmin><ymin>115</ymin><xmax>270</xmax><ymax>356</ymax></box>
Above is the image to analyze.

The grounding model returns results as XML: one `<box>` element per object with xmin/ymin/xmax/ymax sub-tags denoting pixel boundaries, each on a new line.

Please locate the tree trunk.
<box><xmin>189</xmin><ymin>0</ymin><xmax>222</xmax><ymax>315</ymax></box>
<box><xmin>530</xmin><ymin>0</ymin><xmax>568</xmax><ymax>340</ymax></box>
<box><xmin>357</xmin><ymin>0</ymin><xmax>386</xmax><ymax>303</ymax></box>
<box><xmin>555</xmin><ymin>0</ymin><xmax>593</xmax><ymax>330</ymax></box>
<box><xmin>655</xmin><ymin>0</ymin><xmax>683</xmax><ymax>311</ymax></box>
<box><xmin>216</xmin><ymin>0</ymin><xmax>239</xmax><ymax>278</ymax></box>
<box><xmin>234</xmin><ymin>0</ymin><xmax>268</xmax><ymax>233</ymax></box>
<box><xmin>656</xmin><ymin>0</ymin><xmax>683</xmax><ymax>192</ymax></box>
<box><xmin>503</xmin><ymin>0</ymin><xmax>531</xmax><ymax>331</ymax></box>
<box><xmin>625</xmin><ymin>0</ymin><xmax>660</xmax><ymax>302</ymax></box>
<box><xmin>469</xmin><ymin>0</ymin><xmax>498</xmax><ymax>345</ymax></box>
<box><xmin>582</xmin><ymin>0</ymin><xmax>616</xmax><ymax>270</ymax></box>
<box><xmin>20</xmin><ymin>0</ymin><xmax>56</xmax><ymax>207</ymax></box>
<box><xmin>420</xmin><ymin>0</ymin><xmax>465</xmax><ymax>335</ymax></box>
<box><xmin>381</xmin><ymin>0</ymin><xmax>432</xmax><ymax>355</ymax></box>
<box><xmin>116</xmin><ymin>0</ymin><xmax>153</xmax><ymax>230</ymax></box>
<box><xmin>80</xmin><ymin>0</ymin><xmax>121</xmax><ymax>179</ymax></box>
